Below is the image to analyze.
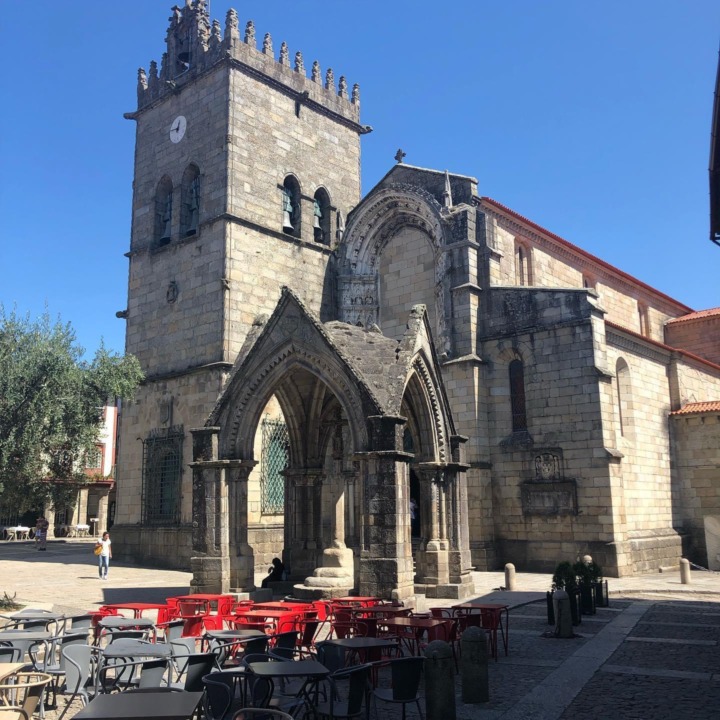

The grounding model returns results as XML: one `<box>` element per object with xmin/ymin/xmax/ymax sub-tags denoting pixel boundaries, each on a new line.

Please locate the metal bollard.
<box><xmin>424</xmin><ymin>640</ymin><xmax>456</xmax><ymax>720</ymax></box>
<box><xmin>461</xmin><ymin>625</ymin><xmax>489</xmax><ymax>703</ymax></box>
<box><xmin>553</xmin><ymin>589</ymin><xmax>573</xmax><ymax>638</ymax></box>
<box><xmin>504</xmin><ymin>562</ymin><xmax>516</xmax><ymax>591</ymax></box>
<box><xmin>680</xmin><ymin>557</ymin><xmax>691</xmax><ymax>584</ymax></box>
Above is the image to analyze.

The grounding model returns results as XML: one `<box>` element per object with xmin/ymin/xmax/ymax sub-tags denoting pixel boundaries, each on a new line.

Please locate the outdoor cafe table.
<box><xmin>325</xmin><ymin>636</ymin><xmax>399</xmax><ymax>665</ymax></box>
<box><xmin>0</xmin><ymin>630</ymin><xmax>51</xmax><ymax>662</ymax></box>
<box><xmin>332</xmin><ymin>596</ymin><xmax>381</xmax><ymax>607</ymax></box>
<box><xmin>239</xmin><ymin>609</ymin><xmax>303</xmax><ymax>629</ymax></box>
<box><xmin>248</xmin><ymin>659</ymin><xmax>329</xmax><ymax>713</ymax></box>
<box><xmin>380</xmin><ymin>617</ymin><xmax>449</xmax><ymax>655</ymax></box>
<box><xmin>100</xmin><ymin>640</ymin><xmax>172</xmax><ymax>659</ymax></box>
<box><xmin>204</xmin><ymin>628</ymin><xmax>265</xmax><ymax>641</ymax></box>
<box><xmin>451</xmin><ymin>602</ymin><xmax>510</xmax><ymax>656</ymax></box>
<box><xmin>250</xmin><ymin>601</ymin><xmax>314</xmax><ymax>611</ymax></box>
<box><xmin>0</xmin><ymin>663</ymin><xmax>25</xmax><ymax>682</ymax></box>
<box><xmin>73</xmin><ymin>690</ymin><xmax>203</xmax><ymax>720</ymax></box>
<box><xmin>100</xmin><ymin>603</ymin><xmax>169</xmax><ymax>619</ymax></box>
<box><xmin>351</xmin><ymin>605</ymin><xmax>410</xmax><ymax>618</ymax></box>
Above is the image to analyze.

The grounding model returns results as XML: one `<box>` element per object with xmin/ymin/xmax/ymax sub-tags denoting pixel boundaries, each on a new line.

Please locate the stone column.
<box><xmin>418</xmin><ymin>464</ymin><xmax>450</xmax><ymax>591</ymax></box>
<box><xmin>283</xmin><ymin>468</ymin><xmax>323</xmax><ymax>580</ymax></box>
<box><xmin>189</xmin><ymin>427</ymin><xmax>231</xmax><ymax>593</ymax></box>
<box><xmin>357</xmin><ymin>415</ymin><xmax>415</xmax><ymax>603</ymax></box>
<box><xmin>447</xmin><ymin>435</ymin><xmax>473</xmax><ymax>595</ymax></box>
<box><xmin>227</xmin><ymin>461</ymin><xmax>256</xmax><ymax>592</ymax></box>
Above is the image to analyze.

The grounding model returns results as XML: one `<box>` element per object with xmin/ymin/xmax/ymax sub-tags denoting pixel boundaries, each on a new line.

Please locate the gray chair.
<box><xmin>57</xmin><ymin>645</ymin><xmax>96</xmax><ymax>720</ymax></box>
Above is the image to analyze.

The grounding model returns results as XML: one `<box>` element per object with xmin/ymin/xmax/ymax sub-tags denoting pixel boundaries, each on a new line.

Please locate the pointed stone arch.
<box><xmin>338</xmin><ymin>184</ymin><xmax>454</xmax><ymax>357</ymax></box>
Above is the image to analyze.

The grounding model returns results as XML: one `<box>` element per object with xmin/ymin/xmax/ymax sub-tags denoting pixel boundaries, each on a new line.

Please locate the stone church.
<box><xmin>113</xmin><ymin>1</ymin><xmax>720</xmax><ymax>600</ymax></box>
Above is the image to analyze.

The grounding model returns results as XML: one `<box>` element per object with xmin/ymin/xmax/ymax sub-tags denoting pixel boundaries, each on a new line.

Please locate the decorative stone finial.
<box><xmin>338</xmin><ymin>76</ymin><xmax>348</xmax><ymax>99</ymax></box>
<box><xmin>279</xmin><ymin>42</ymin><xmax>290</xmax><ymax>66</ymax></box>
<box><xmin>224</xmin><ymin>8</ymin><xmax>239</xmax><ymax>43</ymax></box>
<box><xmin>351</xmin><ymin>83</ymin><xmax>360</xmax><ymax>106</ymax></box>
<box><xmin>159</xmin><ymin>52</ymin><xmax>169</xmax><ymax>82</ymax></box>
<box><xmin>311</xmin><ymin>61</ymin><xmax>321</xmax><ymax>83</ymax></box>
<box><xmin>395</xmin><ymin>148</ymin><xmax>407</xmax><ymax>164</ymax></box>
<box><xmin>325</xmin><ymin>68</ymin><xmax>335</xmax><ymax>91</ymax></box>
<box><xmin>442</xmin><ymin>170</ymin><xmax>453</xmax><ymax>209</ymax></box>
<box><xmin>262</xmin><ymin>32</ymin><xmax>273</xmax><ymax>55</ymax></box>
<box><xmin>294</xmin><ymin>51</ymin><xmax>305</xmax><ymax>74</ymax></box>
<box><xmin>210</xmin><ymin>19</ymin><xmax>221</xmax><ymax>47</ymax></box>
<box><xmin>148</xmin><ymin>60</ymin><xmax>159</xmax><ymax>97</ymax></box>
<box><xmin>137</xmin><ymin>67</ymin><xmax>148</xmax><ymax>103</ymax></box>
<box><xmin>244</xmin><ymin>20</ymin><xmax>256</xmax><ymax>46</ymax></box>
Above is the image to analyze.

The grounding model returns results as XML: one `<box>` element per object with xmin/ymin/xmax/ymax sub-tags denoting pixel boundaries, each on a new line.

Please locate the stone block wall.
<box><xmin>378</xmin><ymin>226</ymin><xmax>436</xmax><ymax>342</ymax></box>
<box><xmin>665</xmin><ymin>316</ymin><xmax>720</xmax><ymax>366</ymax></box>
<box><xmin>671</xmin><ymin>412</ymin><xmax>720</xmax><ymax>565</ymax></box>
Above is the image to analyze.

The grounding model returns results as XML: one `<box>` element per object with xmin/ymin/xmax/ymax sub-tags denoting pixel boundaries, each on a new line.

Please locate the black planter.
<box><xmin>579</xmin><ymin>582</ymin><xmax>596</xmax><ymax>615</ymax></box>
<box><xmin>569</xmin><ymin>588</ymin><xmax>582</xmax><ymax>626</ymax></box>
<box><xmin>546</xmin><ymin>591</ymin><xmax>555</xmax><ymax>625</ymax></box>
<box><xmin>593</xmin><ymin>579</ymin><xmax>609</xmax><ymax>607</ymax></box>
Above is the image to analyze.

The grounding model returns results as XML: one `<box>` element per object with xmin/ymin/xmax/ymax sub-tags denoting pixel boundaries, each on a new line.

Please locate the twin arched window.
<box><xmin>153</xmin><ymin>165</ymin><xmax>201</xmax><ymax>247</ymax></box>
<box><xmin>281</xmin><ymin>175</ymin><xmax>331</xmax><ymax>245</ymax></box>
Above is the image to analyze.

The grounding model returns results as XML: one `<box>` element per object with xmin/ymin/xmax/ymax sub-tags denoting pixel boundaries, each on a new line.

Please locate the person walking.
<box><xmin>95</xmin><ymin>531</ymin><xmax>112</xmax><ymax>580</ymax></box>
<box><xmin>35</xmin><ymin>516</ymin><xmax>49</xmax><ymax>551</ymax></box>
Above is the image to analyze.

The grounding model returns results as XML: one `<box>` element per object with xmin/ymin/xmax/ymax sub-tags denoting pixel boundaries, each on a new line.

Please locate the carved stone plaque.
<box><xmin>521</xmin><ymin>481</ymin><xmax>577</xmax><ymax>516</ymax></box>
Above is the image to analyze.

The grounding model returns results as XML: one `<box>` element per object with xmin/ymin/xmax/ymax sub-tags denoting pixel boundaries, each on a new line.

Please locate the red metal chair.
<box><xmin>177</xmin><ymin>598</ymin><xmax>211</xmax><ymax>637</ymax></box>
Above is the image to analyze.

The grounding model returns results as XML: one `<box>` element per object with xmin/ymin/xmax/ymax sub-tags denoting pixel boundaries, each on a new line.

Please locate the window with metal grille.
<box><xmin>509</xmin><ymin>359</ymin><xmax>528</xmax><ymax>431</ymax></box>
<box><xmin>141</xmin><ymin>425</ymin><xmax>183</xmax><ymax>525</ymax></box>
<box><xmin>261</xmin><ymin>418</ymin><xmax>288</xmax><ymax>514</ymax></box>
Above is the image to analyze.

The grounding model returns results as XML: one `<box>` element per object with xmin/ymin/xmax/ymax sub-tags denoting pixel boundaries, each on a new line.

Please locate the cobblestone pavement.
<box><xmin>2</xmin><ymin>539</ymin><xmax>720</xmax><ymax>719</ymax></box>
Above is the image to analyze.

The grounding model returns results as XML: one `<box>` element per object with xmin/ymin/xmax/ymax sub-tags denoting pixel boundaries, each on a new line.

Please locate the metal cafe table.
<box><xmin>97</xmin><ymin>616</ymin><xmax>156</xmax><ymax>643</ymax></box>
<box><xmin>99</xmin><ymin>603</ymin><xmax>169</xmax><ymax>619</ymax></box>
<box><xmin>380</xmin><ymin>617</ymin><xmax>449</xmax><ymax>655</ymax></box>
<box><xmin>73</xmin><ymin>690</ymin><xmax>203</xmax><ymax>720</ymax></box>
<box><xmin>247</xmin><ymin>659</ymin><xmax>329</xmax><ymax>715</ymax></box>
<box><xmin>325</xmin><ymin>636</ymin><xmax>399</xmax><ymax>665</ymax></box>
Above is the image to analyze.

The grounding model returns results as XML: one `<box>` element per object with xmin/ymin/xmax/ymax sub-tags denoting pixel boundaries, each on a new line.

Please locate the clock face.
<box><xmin>169</xmin><ymin>115</ymin><xmax>187</xmax><ymax>144</ymax></box>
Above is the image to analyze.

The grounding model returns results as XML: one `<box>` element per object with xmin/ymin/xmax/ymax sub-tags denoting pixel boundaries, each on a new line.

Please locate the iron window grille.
<box><xmin>261</xmin><ymin>418</ymin><xmax>289</xmax><ymax>514</ymax></box>
<box><xmin>141</xmin><ymin>425</ymin><xmax>183</xmax><ymax>525</ymax></box>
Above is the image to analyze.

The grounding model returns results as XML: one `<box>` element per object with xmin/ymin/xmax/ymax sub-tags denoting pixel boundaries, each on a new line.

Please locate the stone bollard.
<box><xmin>680</xmin><ymin>557</ymin><xmax>691</xmax><ymax>584</ymax></box>
<box><xmin>504</xmin><ymin>562</ymin><xmax>516</xmax><ymax>591</ymax></box>
<box><xmin>461</xmin><ymin>625</ymin><xmax>489</xmax><ymax>703</ymax></box>
<box><xmin>553</xmin><ymin>589</ymin><xmax>573</xmax><ymax>638</ymax></box>
<box><xmin>424</xmin><ymin>640</ymin><xmax>456</xmax><ymax>720</ymax></box>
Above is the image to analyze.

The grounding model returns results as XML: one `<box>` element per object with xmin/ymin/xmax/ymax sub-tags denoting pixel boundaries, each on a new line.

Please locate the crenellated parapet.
<box><xmin>135</xmin><ymin>2</ymin><xmax>361</xmax><ymax>125</ymax></box>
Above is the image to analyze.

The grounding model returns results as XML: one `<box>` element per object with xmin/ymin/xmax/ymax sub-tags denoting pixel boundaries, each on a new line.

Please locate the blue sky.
<box><xmin>1</xmin><ymin>1</ymin><xmax>719</xmax><ymax>357</ymax></box>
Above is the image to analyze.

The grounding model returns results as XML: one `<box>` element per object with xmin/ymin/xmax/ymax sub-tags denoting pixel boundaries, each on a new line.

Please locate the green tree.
<box><xmin>0</xmin><ymin>308</ymin><xmax>143</xmax><ymax>511</ymax></box>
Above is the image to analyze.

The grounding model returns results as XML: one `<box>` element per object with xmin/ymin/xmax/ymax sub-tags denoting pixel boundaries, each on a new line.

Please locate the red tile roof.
<box><xmin>670</xmin><ymin>401</ymin><xmax>720</xmax><ymax>416</ymax></box>
<box><xmin>480</xmin><ymin>197</ymin><xmax>694</xmax><ymax>314</ymax></box>
<box><xmin>666</xmin><ymin>307</ymin><xmax>720</xmax><ymax>324</ymax></box>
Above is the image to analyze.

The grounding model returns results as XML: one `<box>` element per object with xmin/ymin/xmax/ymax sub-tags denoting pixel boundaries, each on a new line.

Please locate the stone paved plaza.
<box><xmin>2</xmin><ymin>539</ymin><xmax>720</xmax><ymax>719</ymax></box>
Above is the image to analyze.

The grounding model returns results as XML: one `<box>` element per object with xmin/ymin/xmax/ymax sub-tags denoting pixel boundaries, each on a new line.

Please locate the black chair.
<box><xmin>203</xmin><ymin>671</ymin><xmax>245</xmax><ymax>720</ymax></box>
<box><xmin>231</xmin><ymin>710</ymin><xmax>293</xmax><ymax>720</ymax></box>
<box><xmin>174</xmin><ymin>653</ymin><xmax>218</xmax><ymax>692</ymax></box>
<box><xmin>0</xmin><ymin>644</ymin><xmax>23</xmax><ymax>663</ymax></box>
<box><xmin>372</xmin><ymin>656</ymin><xmax>424</xmax><ymax>720</ymax></box>
<box><xmin>314</xmin><ymin>663</ymin><xmax>371</xmax><ymax>720</ymax></box>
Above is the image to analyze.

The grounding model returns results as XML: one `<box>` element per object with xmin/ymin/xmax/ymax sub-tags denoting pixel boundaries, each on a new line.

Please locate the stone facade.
<box><xmin>114</xmin><ymin>3</ymin><xmax>720</xmax><ymax>588</ymax></box>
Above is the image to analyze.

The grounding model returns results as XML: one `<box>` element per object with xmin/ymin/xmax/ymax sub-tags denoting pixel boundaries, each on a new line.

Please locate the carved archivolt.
<box><xmin>338</xmin><ymin>184</ymin><xmax>453</xmax><ymax>356</ymax></box>
<box><xmin>408</xmin><ymin>354</ymin><xmax>447</xmax><ymax>463</ymax></box>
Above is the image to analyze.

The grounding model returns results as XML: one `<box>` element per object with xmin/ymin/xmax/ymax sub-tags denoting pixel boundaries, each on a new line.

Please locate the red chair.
<box><xmin>176</xmin><ymin>599</ymin><xmax>210</xmax><ymax>637</ymax></box>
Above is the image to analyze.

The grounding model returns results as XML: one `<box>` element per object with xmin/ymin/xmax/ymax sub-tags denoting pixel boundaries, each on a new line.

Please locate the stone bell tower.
<box><xmin>113</xmin><ymin>1</ymin><xmax>368</xmax><ymax>568</ymax></box>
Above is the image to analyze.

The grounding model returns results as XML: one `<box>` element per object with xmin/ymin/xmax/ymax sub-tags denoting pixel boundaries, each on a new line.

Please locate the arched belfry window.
<box><xmin>509</xmin><ymin>358</ymin><xmax>528</xmax><ymax>431</ymax></box>
<box><xmin>313</xmin><ymin>188</ymin><xmax>331</xmax><ymax>245</ymax></box>
<box><xmin>515</xmin><ymin>242</ymin><xmax>533</xmax><ymax>286</ymax></box>
<box><xmin>155</xmin><ymin>176</ymin><xmax>174</xmax><ymax>247</ymax></box>
<box><xmin>180</xmin><ymin>164</ymin><xmax>200</xmax><ymax>238</ymax></box>
<box><xmin>281</xmin><ymin>176</ymin><xmax>301</xmax><ymax>238</ymax></box>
